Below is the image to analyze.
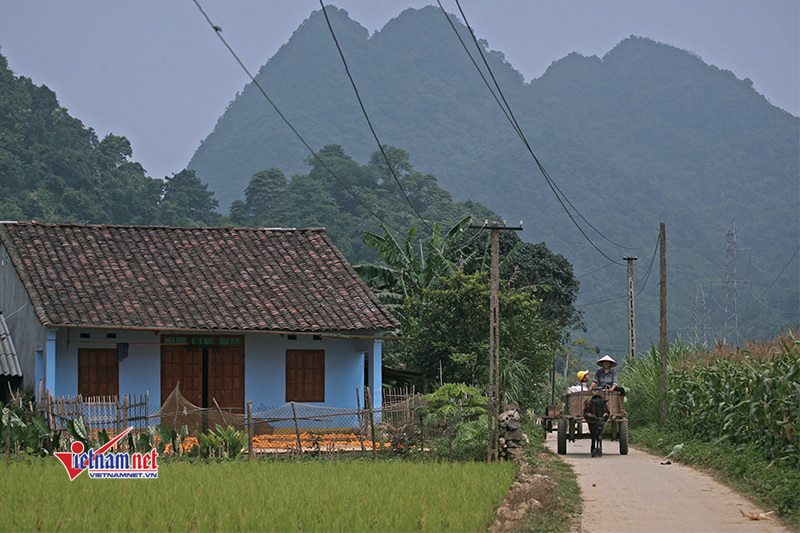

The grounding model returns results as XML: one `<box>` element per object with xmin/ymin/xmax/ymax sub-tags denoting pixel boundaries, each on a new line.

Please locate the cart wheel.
<box><xmin>557</xmin><ymin>419</ymin><xmax>567</xmax><ymax>455</ymax></box>
<box><xmin>619</xmin><ymin>421</ymin><xmax>629</xmax><ymax>455</ymax></box>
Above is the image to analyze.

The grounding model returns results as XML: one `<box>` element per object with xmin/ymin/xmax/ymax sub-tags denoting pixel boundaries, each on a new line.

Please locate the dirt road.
<box><xmin>544</xmin><ymin>432</ymin><xmax>789</xmax><ymax>532</ymax></box>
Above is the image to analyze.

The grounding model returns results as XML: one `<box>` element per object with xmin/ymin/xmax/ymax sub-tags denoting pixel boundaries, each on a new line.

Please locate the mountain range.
<box><xmin>188</xmin><ymin>6</ymin><xmax>799</xmax><ymax>353</ymax></box>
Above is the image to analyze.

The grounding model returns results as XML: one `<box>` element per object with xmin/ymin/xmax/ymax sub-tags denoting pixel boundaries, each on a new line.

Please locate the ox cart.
<box><xmin>556</xmin><ymin>389</ymin><xmax>628</xmax><ymax>455</ymax></box>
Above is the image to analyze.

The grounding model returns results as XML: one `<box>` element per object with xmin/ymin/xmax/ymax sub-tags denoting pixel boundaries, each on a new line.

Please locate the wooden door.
<box><xmin>208</xmin><ymin>345</ymin><xmax>245</xmax><ymax>410</ymax></box>
<box><xmin>161</xmin><ymin>345</ymin><xmax>202</xmax><ymax>406</ymax></box>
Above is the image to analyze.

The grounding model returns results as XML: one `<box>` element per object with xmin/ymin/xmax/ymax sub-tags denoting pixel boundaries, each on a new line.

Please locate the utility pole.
<box><xmin>469</xmin><ymin>220</ymin><xmax>522</xmax><ymax>462</ymax></box>
<box><xmin>659</xmin><ymin>223</ymin><xmax>668</xmax><ymax>426</ymax></box>
<box><xmin>624</xmin><ymin>256</ymin><xmax>637</xmax><ymax>361</ymax></box>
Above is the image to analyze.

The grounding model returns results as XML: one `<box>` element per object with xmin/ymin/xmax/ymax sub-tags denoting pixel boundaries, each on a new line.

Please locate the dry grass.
<box><xmin>679</xmin><ymin>330</ymin><xmax>797</xmax><ymax>368</ymax></box>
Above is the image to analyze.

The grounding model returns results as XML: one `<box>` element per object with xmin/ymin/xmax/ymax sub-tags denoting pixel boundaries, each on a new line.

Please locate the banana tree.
<box><xmin>356</xmin><ymin>215</ymin><xmax>472</xmax><ymax>300</ymax></box>
<box><xmin>355</xmin><ymin>216</ymin><xmax>475</xmax><ymax>329</ymax></box>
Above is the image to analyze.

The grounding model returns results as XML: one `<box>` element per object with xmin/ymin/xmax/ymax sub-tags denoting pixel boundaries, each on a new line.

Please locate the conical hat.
<box><xmin>597</xmin><ymin>355</ymin><xmax>617</xmax><ymax>367</ymax></box>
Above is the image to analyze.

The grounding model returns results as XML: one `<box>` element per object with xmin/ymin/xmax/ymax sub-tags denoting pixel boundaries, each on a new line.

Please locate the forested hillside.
<box><xmin>0</xmin><ymin>53</ymin><xmax>220</xmax><ymax>227</ymax></box>
<box><xmin>0</xmin><ymin>48</ymin><xmax>500</xmax><ymax>264</ymax></box>
<box><xmin>188</xmin><ymin>6</ymin><xmax>799</xmax><ymax>352</ymax></box>
<box><xmin>227</xmin><ymin>144</ymin><xmax>497</xmax><ymax>263</ymax></box>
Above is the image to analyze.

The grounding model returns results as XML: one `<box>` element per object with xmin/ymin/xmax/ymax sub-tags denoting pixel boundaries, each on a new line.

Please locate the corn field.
<box><xmin>669</xmin><ymin>334</ymin><xmax>800</xmax><ymax>468</ymax></box>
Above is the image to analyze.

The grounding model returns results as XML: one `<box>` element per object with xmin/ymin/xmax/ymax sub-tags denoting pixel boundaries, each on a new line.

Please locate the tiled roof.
<box><xmin>0</xmin><ymin>223</ymin><xmax>399</xmax><ymax>332</ymax></box>
<box><xmin>0</xmin><ymin>312</ymin><xmax>22</xmax><ymax>376</ymax></box>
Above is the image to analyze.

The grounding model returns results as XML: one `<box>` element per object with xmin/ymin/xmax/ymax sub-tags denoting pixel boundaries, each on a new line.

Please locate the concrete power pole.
<box><xmin>469</xmin><ymin>220</ymin><xmax>522</xmax><ymax>462</ymax></box>
<box><xmin>624</xmin><ymin>256</ymin><xmax>638</xmax><ymax>361</ymax></box>
<box><xmin>659</xmin><ymin>223</ymin><xmax>668</xmax><ymax>426</ymax></box>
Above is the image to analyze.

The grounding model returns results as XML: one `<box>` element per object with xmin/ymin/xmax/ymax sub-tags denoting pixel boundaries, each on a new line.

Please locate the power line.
<box><xmin>191</xmin><ymin>0</ymin><xmax>392</xmax><ymax>230</ymax></box>
<box><xmin>318</xmin><ymin>2</ymin><xmax>433</xmax><ymax>232</ymax></box>
<box><xmin>576</xmin><ymin>262</ymin><xmax>614</xmax><ymax>279</ymax></box>
<box><xmin>635</xmin><ymin>233</ymin><xmax>661</xmax><ymax>296</ymax></box>
<box><xmin>438</xmin><ymin>0</ymin><xmax>637</xmax><ymax>264</ymax></box>
<box><xmin>754</xmin><ymin>245</ymin><xmax>799</xmax><ymax>301</ymax></box>
<box><xmin>748</xmin><ymin>285</ymin><xmax>798</xmax><ymax>315</ymax></box>
<box><xmin>577</xmin><ymin>294</ymin><xmax>627</xmax><ymax>308</ymax></box>
<box><xmin>577</xmin><ymin>231</ymin><xmax>658</xmax><ymax>308</ymax></box>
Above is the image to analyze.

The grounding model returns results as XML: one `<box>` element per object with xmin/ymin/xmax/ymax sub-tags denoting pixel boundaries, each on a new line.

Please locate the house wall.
<box><xmin>0</xmin><ymin>243</ymin><xmax>47</xmax><ymax>393</ymax></box>
<box><xmin>54</xmin><ymin>328</ymin><xmax>162</xmax><ymax>398</ymax></box>
<box><xmin>53</xmin><ymin>328</ymin><xmax>383</xmax><ymax>410</ymax></box>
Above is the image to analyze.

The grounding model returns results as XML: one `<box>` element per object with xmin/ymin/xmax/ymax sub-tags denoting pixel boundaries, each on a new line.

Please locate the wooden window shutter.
<box><xmin>78</xmin><ymin>348</ymin><xmax>119</xmax><ymax>398</ymax></box>
<box><xmin>286</xmin><ymin>350</ymin><xmax>324</xmax><ymax>402</ymax></box>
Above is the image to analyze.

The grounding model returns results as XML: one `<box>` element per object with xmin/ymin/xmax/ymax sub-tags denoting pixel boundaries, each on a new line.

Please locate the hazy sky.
<box><xmin>1</xmin><ymin>1</ymin><xmax>797</xmax><ymax>182</ymax></box>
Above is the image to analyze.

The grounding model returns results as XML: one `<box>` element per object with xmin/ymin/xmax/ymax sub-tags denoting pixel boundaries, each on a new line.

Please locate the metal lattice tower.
<box><xmin>723</xmin><ymin>220</ymin><xmax>749</xmax><ymax>346</ymax></box>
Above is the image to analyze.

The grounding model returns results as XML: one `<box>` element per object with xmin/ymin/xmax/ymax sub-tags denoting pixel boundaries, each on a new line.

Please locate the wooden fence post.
<box><xmin>356</xmin><ymin>388</ymin><xmax>365</xmax><ymax>457</ymax></box>
<box><xmin>4</xmin><ymin>408</ymin><xmax>10</xmax><ymax>463</ymax></box>
<box><xmin>174</xmin><ymin>381</ymin><xmax>180</xmax><ymax>430</ymax></box>
<box><xmin>122</xmin><ymin>396</ymin><xmax>129</xmax><ymax>433</ymax></box>
<box><xmin>247</xmin><ymin>400</ymin><xmax>254</xmax><ymax>461</ymax></box>
<box><xmin>212</xmin><ymin>397</ymin><xmax>228</xmax><ymax>427</ymax></box>
<box><xmin>291</xmin><ymin>402</ymin><xmax>303</xmax><ymax>454</ymax></box>
<box><xmin>366</xmin><ymin>387</ymin><xmax>377</xmax><ymax>461</ymax></box>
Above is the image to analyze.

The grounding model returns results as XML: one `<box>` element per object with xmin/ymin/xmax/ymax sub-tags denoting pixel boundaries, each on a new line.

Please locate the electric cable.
<box><xmin>574</xmin><ymin>232</ymin><xmax>658</xmax><ymax>307</ymax></box>
<box><xmin>191</xmin><ymin>0</ymin><xmax>393</xmax><ymax>230</ymax></box>
<box><xmin>577</xmin><ymin>294</ymin><xmax>627</xmax><ymax>308</ymax></box>
<box><xmin>440</xmin><ymin>0</ymin><xmax>638</xmax><ymax>262</ymax></box>
<box><xmin>744</xmin><ymin>251</ymin><xmax>778</xmax><ymax>276</ymax></box>
<box><xmin>754</xmin><ymin>245</ymin><xmax>799</xmax><ymax>301</ymax></box>
<box><xmin>748</xmin><ymin>285</ymin><xmax>797</xmax><ymax>315</ymax></box>
<box><xmin>319</xmin><ymin>2</ymin><xmax>434</xmax><ymax>233</ymax></box>
<box><xmin>635</xmin><ymin>233</ymin><xmax>660</xmax><ymax>296</ymax></box>
<box><xmin>576</xmin><ymin>262</ymin><xmax>614</xmax><ymax>279</ymax></box>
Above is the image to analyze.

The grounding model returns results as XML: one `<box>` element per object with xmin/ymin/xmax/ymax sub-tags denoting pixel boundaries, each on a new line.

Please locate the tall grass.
<box><xmin>1</xmin><ymin>458</ymin><xmax>515</xmax><ymax>532</ymax></box>
<box><xmin>619</xmin><ymin>341</ymin><xmax>697</xmax><ymax>426</ymax></box>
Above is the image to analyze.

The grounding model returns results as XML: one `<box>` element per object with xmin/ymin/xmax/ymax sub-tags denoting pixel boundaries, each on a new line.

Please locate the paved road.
<box><xmin>544</xmin><ymin>431</ymin><xmax>789</xmax><ymax>533</ymax></box>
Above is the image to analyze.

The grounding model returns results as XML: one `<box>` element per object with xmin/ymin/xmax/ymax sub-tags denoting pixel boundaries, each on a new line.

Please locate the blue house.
<box><xmin>0</xmin><ymin>222</ymin><xmax>398</xmax><ymax>411</ymax></box>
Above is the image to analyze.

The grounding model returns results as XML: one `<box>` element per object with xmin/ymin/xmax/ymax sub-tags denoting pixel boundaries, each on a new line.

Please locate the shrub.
<box><xmin>416</xmin><ymin>383</ymin><xmax>489</xmax><ymax>461</ymax></box>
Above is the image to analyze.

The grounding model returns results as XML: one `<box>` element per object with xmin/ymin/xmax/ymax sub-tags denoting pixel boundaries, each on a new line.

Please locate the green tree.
<box><xmin>0</xmin><ymin>52</ymin><xmax>163</xmax><ymax>225</ymax></box>
<box><xmin>243</xmin><ymin>168</ymin><xmax>288</xmax><ymax>225</ymax></box>
<box><xmin>397</xmin><ymin>272</ymin><xmax>559</xmax><ymax>409</ymax></box>
<box><xmin>159</xmin><ymin>169</ymin><xmax>220</xmax><ymax>226</ymax></box>
<box><xmin>457</xmin><ymin>228</ymin><xmax>583</xmax><ymax>341</ymax></box>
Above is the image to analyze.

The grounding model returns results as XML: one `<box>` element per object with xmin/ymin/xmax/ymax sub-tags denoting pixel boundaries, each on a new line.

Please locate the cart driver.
<box><xmin>588</xmin><ymin>355</ymin><xmax>626</xmax><ymax>399</ymax></box>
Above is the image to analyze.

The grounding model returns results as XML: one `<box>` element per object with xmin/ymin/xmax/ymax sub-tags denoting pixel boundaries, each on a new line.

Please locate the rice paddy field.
<box><xmin>1</xmin><ymin>458</ymin><xmax>516</xmax><ymax>532</ymax></box>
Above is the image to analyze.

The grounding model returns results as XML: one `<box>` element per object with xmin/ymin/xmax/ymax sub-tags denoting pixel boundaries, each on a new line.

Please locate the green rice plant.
<box><xmin>0</xmin><ymin>458</ymin><xmax>515</xmax><ymax>531</ymax></box>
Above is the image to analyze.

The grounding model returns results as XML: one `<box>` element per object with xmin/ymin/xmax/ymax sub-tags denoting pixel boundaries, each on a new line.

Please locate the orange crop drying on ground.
<box><xmin>251</xmin><ymin>433</ymin><xmax>388</xmax><ymax>449</ymax></box>
<box><xmin>162</xmin><ymin>433</ymin><xmax>388</xmax><ymax>454</ymax></box>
